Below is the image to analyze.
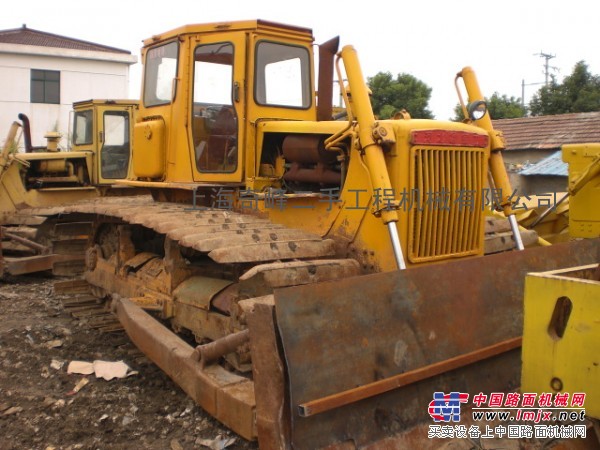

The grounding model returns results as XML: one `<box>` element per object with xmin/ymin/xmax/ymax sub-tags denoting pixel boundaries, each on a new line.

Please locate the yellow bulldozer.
<box><xmin>0</xmin><ymin>99</ymin><xmax>139</xmax><ymax>275</ymax></box>
<box><xmin>2</xmin><ymin>20</ymin><xmax>599</xmax><ymax>448</ymax></box>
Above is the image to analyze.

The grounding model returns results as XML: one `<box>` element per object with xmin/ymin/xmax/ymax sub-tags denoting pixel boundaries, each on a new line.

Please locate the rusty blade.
<box><xmin>245</xmin><ymin>297</ymin><xmax>291</xmax><ymax>450</ymax></box>
<box><xmin>275</xmin><ymin>238</ymin><xmax>600</xmax><ymax>450</ymax></box>
<box><xmin>298</xmin><ymin>336</ymin><xmax>523</xmax><ymax>418</ymax></box>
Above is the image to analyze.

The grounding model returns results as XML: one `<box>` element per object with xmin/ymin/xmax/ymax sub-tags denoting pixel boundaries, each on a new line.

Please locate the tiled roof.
<box><xmin>0</xmin><ymin>25</ymin><xmax>130</xmax><ymax>54</ymax></box>
<box><xmin>493</xmin><ymin>111</ymin><xmax>600</xmax><ymax>151</ymax></box>
<box><xmin>520</xmin><ymin>151</ymin><xmax>568</xmax><ymax>177</ymax></box>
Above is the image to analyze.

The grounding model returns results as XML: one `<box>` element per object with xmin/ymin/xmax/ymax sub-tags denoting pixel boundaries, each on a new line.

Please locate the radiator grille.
<box><xmin>408</xmin><ymin>147</ymin><xmax>486</xmax><ymax>262</ymax></box>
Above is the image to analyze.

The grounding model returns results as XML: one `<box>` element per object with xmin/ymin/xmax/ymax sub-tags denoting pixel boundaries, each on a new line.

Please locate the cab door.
<box><xmin>190</xmin><ymin>33</ymin><xmax>246</xmax><ymax>183</ymax></box>
<box><xmin>96</xmin><ymin>105</ymin><xmax>135</xmax><ymax>184</ymax></box>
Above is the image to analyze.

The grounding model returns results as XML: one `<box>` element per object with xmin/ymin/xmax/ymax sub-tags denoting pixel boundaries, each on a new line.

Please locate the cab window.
<box><xmin>101</xmin><ymin>111</ymin><xmax>130</xmax><ymax>179</ymax></box>
<box><xmin>192</xmin><ymin>42</ymin><xmax>237</xmax><ymax>173</ymax></box>
<box><xmin>72</xmin><ymin>109</ymin><xmax>93</xmax><ymax>145</ymax></box>
<box><xmin>255</xmin><ymin>41</ymin><xmax>311</xmax><ymax>108</ymax></box>
<box><xmin>144</xmin><ymin>41</ymin><xmax>179</xmax><ymax>107</ymax></box>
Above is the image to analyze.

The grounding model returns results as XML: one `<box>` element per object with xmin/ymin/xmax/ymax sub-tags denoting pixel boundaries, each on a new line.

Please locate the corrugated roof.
<box><xmin>493</xmin><ymin>111</ymin><xmax>600</xmax><ymax>151</ymax></box>
<box><xmin>0</xmin><ymin>25</ymin><xmax>131</xmax><ymax>54</ymax></box>
<box><xmin>520</xmin><ymin>151</ymin><xmax>568</xmax><ymax>176</ymax></box>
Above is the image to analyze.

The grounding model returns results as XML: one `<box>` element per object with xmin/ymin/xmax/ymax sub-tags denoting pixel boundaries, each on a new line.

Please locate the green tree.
<box><xmin>529</xmin><ymin>61</ymin><xmax>600</xmax><ymax>116</ymax></box>
<box><xmin>452</xmin><ymin>92</ymin><xmax>526</xmax><ymax>121</ymax></box>
<box><xmin>367</xmin><ymin>71</ymin><xmax>433</xmax><ymax>119</ymax></box>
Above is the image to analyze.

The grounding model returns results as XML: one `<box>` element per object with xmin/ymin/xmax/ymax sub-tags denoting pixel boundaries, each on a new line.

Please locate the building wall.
<box><xmin>503</xmin><ymin>149</ymin><xmax>557</xmax><ymax>169</ymax></box>
<box><xmin>0</xmin><ymin>46</ymin><xmax>134</xmax><ymax>149</ymax></box>
<box><xmin>519</xmin><ymin>176</ymin><xmax>567</xmax><ymax>196</ymax></box>
<box><xmin>503</xmin><ymin>149</ymin><xmax>557</xmax><ymax>195</ymax></box>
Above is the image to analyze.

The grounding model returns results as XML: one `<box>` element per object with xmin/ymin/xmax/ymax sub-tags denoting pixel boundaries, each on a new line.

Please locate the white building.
<box><xmin>0</xmin><ymin>25</ymin><xmax>137</xmax><ymax>149</ymax></box>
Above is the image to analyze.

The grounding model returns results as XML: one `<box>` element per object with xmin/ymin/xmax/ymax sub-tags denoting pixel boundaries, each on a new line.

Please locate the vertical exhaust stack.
<box><xmin>317</xmin><ymin>37</ymin><xmax>340</xmax><ymax>121</ymax></box>
<box><xmin>18</xmin><ymin>113</ymin><xmax>33</xmax><ymax>153</ymax></box>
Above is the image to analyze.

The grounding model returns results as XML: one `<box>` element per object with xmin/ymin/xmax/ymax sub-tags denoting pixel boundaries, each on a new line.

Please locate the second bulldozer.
<box><xmin>0</xmin><ymin>99</ymin><xmax>140</xmax><ymax>276</ymax></box>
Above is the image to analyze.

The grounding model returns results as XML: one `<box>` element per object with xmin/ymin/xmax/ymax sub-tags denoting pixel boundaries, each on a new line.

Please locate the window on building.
<box><xmin>31</xmin><ymin>69</ymin><xmax>60</xmax><ymax>104</ymax></box>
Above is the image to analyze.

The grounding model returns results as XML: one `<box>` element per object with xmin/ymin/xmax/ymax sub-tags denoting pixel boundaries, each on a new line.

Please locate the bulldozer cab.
<box><xmin>71</xmin><ymin>99</ymin><xmax>138</xmax><ymax>185</ymax></box>
<box><xmin>132</xmin><ymin>20</ymin><xmax>315</xmax><ymax>184</ymax></box>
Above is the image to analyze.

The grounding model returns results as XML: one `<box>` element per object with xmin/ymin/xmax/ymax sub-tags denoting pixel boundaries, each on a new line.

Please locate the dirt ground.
<box><xmin>0</xmin><ymin>274</ymin><xmax>258</xmax><ymax>450</ymax></box>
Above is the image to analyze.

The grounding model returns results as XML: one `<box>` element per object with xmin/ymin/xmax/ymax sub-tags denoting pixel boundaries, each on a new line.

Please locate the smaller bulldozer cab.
<box><xmin>132</xmin><ymin>20</ymin><xmax>317</xmax><ymax>185</ymax></box>
<box><xmin>71</xmin><ymin>100</ymin><xmax>138</xmax><ymax>185</ymax></box>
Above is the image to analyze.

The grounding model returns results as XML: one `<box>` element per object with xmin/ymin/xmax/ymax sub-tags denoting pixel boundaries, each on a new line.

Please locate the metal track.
<box><xmin>59</xmin><ymin>196</ymin><xmax>336</xmax><ymax>264</ymax></box>
<box><xmin>54</xmin><ymin>279</ymin><xmax>122</xmax><ymax>333</ymax></box>
<box><xmin>40</xmin><ymin>196</ymin><xmax>362</xmax><ymax>442</ymax></box>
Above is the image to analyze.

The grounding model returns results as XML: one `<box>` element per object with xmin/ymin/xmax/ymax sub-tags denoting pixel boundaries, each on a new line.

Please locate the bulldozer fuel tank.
<box><xmin>273</xmin><ymin>238</ymin><xmax>599</xmax><ymax>449</ymax></box>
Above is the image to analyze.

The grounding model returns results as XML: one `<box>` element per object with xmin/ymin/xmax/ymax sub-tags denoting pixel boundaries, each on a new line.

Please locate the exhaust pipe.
<box><xmin>18</xmin><ymin>113</ymin><xmax>33</xmax><ymax>153</ymax></box>
<box><xmin>317</xmin><ymin>37</ymin><xmax>340</xmax><ymax>121</ymax></box>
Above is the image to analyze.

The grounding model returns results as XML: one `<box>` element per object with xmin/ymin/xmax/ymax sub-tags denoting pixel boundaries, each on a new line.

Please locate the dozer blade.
<box><xmin>274</xmin><ymin>238</ymin><xmax>600</xmax><ymax>449</ymax></box>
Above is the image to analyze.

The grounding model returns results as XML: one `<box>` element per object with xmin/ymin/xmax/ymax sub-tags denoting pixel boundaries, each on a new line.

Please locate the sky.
<box><xmin>2</xmin><ymin>0</ymin><xmax>599</xmax><ymax>120</ymax></box>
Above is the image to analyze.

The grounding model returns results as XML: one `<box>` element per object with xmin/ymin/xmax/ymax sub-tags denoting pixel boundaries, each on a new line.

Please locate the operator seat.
<box><xmin>197</xmin><ymin>106</ymin><xmax>237</xmax><ymax>171</ymax></box>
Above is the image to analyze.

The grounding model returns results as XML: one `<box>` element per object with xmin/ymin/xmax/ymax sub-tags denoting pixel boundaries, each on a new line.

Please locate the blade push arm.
<box><xmin>340</xmin><ymin>46</ymin><xmax>406</xmax><ymax>269</ymax></box>
<box><xmin>456</xmin><ymin>67</ymin><xmax>524</xmax><ymax>250</ymax></box>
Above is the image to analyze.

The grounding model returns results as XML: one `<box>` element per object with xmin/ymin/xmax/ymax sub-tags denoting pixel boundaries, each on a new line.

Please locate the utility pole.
<box><xmin>521</xmin><ymin>52</ymin><xmax>558</xmax><ymax>112</ymax></box>
<box><xmin>536</xmin><ymin>51</ymin><xmax>557</xmax><ymax>86</ymax></box>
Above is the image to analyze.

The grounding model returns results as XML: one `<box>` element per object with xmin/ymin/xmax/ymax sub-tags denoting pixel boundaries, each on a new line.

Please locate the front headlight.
<box><xmin>468</xmin><ymin>100</ymin><xmax>487</xmax><ymax>120</ymax></box>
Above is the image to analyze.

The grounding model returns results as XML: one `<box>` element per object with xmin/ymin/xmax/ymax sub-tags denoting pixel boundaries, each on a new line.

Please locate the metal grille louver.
<box><xmin>408</xmin><ymin>147</ymin><xmax>486</xmax><ymax>262</ymax></box>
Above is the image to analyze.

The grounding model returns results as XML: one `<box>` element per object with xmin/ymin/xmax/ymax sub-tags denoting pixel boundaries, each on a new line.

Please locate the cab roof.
<box><xmin>73</xmin><ymin>99</ymin><xmax>139</xmax><ymax>108</ymax></box>
<box><xmin>142</xmin><ymin>20</ymin><xmax>314</xmax><ymax>46</ymax></box>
